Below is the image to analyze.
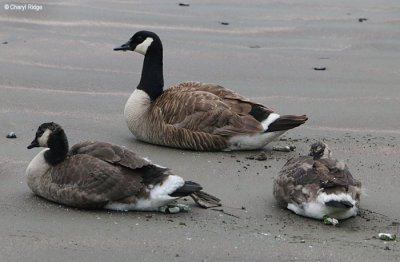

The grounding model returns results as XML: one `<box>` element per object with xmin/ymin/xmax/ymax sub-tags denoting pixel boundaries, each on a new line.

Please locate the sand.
<box><xmin>0</xmin><ymin>0</ymin><xmax>399</xmax><ymax>261</ymax></box>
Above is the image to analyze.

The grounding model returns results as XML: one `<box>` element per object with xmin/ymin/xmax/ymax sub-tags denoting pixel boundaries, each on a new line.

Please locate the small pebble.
<box><xmin>220</xmin><ymin>22</ymin><xmax>229</xmax><ymax>25</ymax></box>
<box><xmin>255</xmin><ymin>152</ymin><xmax>268</xmax><ymax>161</ymax></box>
<box><xmin>313</xmin><ymin>67</ymin><xmax>326</xmax><ymax>71</ymax></box>
<box><xmin>179</xmin><ymin>3</ymin><xmax>190</xmax><ymax>6</ymax></box>
<box><xmin>249</xmin><ymin>45</ymin><xmax>260</xmax><ymax>49</ymax></box>
<box><xmin>358</xmin><ymin>18</ymin><xmax>368</xmax><ymax>22</ymax></box>
<box><xmin>6</xmin><ymin>132</ymin><xmax>17</xmax><ymax>138</ymax></box>
<box><xmin>272</xmin><ymin>146</ymin><xmax>291</xmax><ymax>152</ymax></box>
<box><xmin>2</xmin><ymin>41</ymin><xmax>8</xmax><ymax>45</ymax></box>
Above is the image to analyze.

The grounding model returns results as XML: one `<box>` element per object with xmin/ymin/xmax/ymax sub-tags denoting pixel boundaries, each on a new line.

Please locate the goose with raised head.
<box><xmin>114</xmin><ymin>30</ymin><xmax>308</xmax><ymax>151</ymax></box>
<box><xmin>25</xmin><ymin>122</ymin><xmax>220</xmax><ymax>211</ymax></box>
<box><xmin>273</xmin><ymin>141</ymin><xmax>362</xmax><ymax>220</ymax></box>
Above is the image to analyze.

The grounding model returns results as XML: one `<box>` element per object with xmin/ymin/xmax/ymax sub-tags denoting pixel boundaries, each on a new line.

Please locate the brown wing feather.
<box><xmin>70</xmin><ymin>141</ymin><xmax>150</xmax><ymax>170</ymax></box>
<box><xmin>279</xmin><ymin>156</ymin><xmax>361</xmax><ymax>188</ymax></box>
<box><xmin>153</xmin><ymin>82</ymin><xmax>267</xmax><ymax>136</ymax></box>
<box><xmin>46</xmin><ymin>154</ymin><xmax>143</xmax><ymax>208</ymax></box>
<box><xmin>146</xmin><ymin>107</ymin><xmax>230</xmax><ymax>151</ymax></box>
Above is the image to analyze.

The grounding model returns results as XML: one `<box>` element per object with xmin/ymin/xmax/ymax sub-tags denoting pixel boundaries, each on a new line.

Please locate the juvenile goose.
<box><xmin>114</xmin><ymin>30</ymin><xmax>308</xmax><ymax>151</ymax></box>
<box><xmin>26</xmin><ymin>122</ymin><xmax>220</xmax><ymax>211</ymax></box>
<box><xmin>273</xmin><ymin>141</ymin><xmax>362</xmax><ymax>220</ymax></box>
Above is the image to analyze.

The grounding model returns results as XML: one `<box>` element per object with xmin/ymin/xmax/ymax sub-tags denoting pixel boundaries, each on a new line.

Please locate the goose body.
<box><xmin>114</xmin><ymin>31</ymin><xmax>308</xmax><ymax>151</ymax></box>
<box><xmin>273</xmin><ymin>142</ymin><xmax>362</xmax><ymax>220</ymax></box>
<box><xmin>26</xmin><ymin>122</ymin><xmax>219</xmax><ymax>210</ymax></box>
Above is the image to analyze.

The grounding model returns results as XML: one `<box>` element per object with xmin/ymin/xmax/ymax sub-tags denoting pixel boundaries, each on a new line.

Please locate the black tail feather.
<box><xmin>169</xmin><ymin>181</ymin><xmax>202</xmax><ymax>197</ymax></box>
<box><xmin>267</xmin><ymin>114</ymin><xmax>308</xmax><ymax>132</ymax></box>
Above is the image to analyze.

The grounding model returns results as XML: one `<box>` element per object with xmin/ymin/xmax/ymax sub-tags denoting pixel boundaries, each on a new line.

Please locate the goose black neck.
<box><xmin>137</xmin><ymin>42</ymin><xmax>164</xmax><ymax>101</ymax></box>
<box><xmin>44</xmin><ymin>129</ymin><xmax>69</xmax><ymax>166</ymax></box>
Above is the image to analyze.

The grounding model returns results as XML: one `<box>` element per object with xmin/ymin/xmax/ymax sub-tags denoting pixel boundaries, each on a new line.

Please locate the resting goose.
<box><xmin>25</xmin><ymin>122</ymin><xmax>220</xmax><ymax>211</ymax></box>
<box><xmin>114</xmin><ymin>30</ymin><xmax>308</xmax><ymax>151</ymax></box>
<box><xmin>273</xmin><ymin>141</ymin><xmax>362</xmax><ymax>220</ymax></box>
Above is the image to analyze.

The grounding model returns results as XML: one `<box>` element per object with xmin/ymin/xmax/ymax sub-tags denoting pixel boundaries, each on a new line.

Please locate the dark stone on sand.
<box><xmin>250</xmin><ymin>45</ymin><xmax>261</xmax><ymax>49</ymax></box>
<box><xmin>2</xmin><ymin>41</ymin><xmax>8</xmax><ymax>45</ymax></box>
<box><xmin>179</xmin><ymin>3</ymin><xmax>190</xmax><ymax>7</ymax></box>
<box><xmin>313</xmin><ymin>67</ymin><xmax>326</xmax><ymax>71</ymax></box>
<box><xmin>255</xmin><ymin>152</ymin><xmax>268</xmax><ymax>161</ymax></box>
<box><xmin>358</xmin><ymin>18</ymin><xmax>368</xmax><ymax>22</ymax></box>
<box><xmin>220</xmin><ymin>22</ymin><xmax>229</xmax><ymax>25</ymax></box>
<box><xmin>6</xmin><ymin>132</ymin><xmax>17</xmax><ymax>138</ymax></box>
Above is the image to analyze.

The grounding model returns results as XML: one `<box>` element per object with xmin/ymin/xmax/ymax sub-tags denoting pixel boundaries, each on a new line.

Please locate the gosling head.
<box><xmin>309</xmin><ymin>141</ymin><xmax>331</xmax><ymax>160</ymax></box>
<box><xmin>114</xmin><ymin>30</ymin><xmax>161</xmax><ymax>55</ymax></box>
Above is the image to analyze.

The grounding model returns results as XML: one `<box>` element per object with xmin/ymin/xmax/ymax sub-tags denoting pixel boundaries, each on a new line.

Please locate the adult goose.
<box><xmin>273</xmin><ymin>141</ymin><xmax>362</xmax><ymax>220</ymax></box>
<box><xmin>114</xmin><ymin>31</ymin><xmax>308</xmax><ymax>151</ymax></box>
<box><xmin>25</xmin><ymin>122</ymin><xmax>220</xmax><ymax>211</ymax></box>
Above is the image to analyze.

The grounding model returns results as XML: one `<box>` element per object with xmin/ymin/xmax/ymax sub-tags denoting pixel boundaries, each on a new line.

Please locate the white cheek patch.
<box><xmin>38</xmin><ymin>129</ymin><xmax>51</xmax><ymax>147</ymax></box>
<box><xmin>134</xmin><ymin>37</ymin><xmax>154</xmax><ymax>55</ymax></box>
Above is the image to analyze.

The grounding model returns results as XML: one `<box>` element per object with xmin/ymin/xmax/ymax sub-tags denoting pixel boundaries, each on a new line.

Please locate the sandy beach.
<box><xmin>1</xmin><ymin>0</ymin><xmax>399</xmax><ymax>261</ymax></box>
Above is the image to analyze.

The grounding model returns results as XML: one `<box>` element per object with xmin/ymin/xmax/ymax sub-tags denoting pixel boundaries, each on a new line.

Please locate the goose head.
<box><xmin>27</xmin><ymin>122</ymin><xmax>68</xmax><ymax>150</ymax></box>
<box><xmin>309</xmin><ymin>141</ymin><xmax>331</xmax><ymax>160</ymax></box>
<box><xmin>114</xmin><ymin>30</ymin><xmax>161</xmax><ymax>56</ymax></box>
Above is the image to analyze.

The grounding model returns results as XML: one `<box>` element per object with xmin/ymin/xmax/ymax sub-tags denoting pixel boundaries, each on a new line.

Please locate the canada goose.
<box><xmin>273</xmin><ymin>141</ymin><xmax>362</xmax><ymax>220</ymax></box>
<box><xmin>114</xmin><ymin>31</ymin><xmax>308</xmax><ymax>151</ymax></box>
<box><xmin>25</xmin><ymin>122</ymin><xmax>220</xmax><ymax>211</ymax></box>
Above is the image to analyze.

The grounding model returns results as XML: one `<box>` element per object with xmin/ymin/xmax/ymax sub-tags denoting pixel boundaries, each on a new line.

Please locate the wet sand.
<box><xmin>1</xmin><ymin>0</ymin><xmax>399</xmax><ymax>261</ymax></box>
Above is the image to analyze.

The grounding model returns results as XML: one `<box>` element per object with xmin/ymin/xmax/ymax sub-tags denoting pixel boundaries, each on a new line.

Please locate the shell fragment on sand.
<box><xmin>272</xmin><ymin>145</ymin><xmax>296</xmax><ymax>152</ymax></box>
<box><xmin>6</xmin><ymin>132</ymin><xmax>17</xmax><ymax>138</ymax></box>
<box><xmin>323</xmin><ymin>215</ymin><xmax>339</xmax><ymax>226</ymax></box>
<box><xmin>158</xmin><ymin>204</ymin><xmax>190</xmax><ymax>214</ymax></box>
<box><xmin>378</xmin><ymin>233</ymin><xmax>397</xmax><ymax>241</ymax></box>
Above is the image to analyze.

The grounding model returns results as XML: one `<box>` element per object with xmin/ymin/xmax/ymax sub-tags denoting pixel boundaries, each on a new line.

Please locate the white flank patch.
<box><xmin>224</xmin><ymin>130</ymin><xmax>285</xmax><ymax>151</ymax></box>
<box><xmin>287</xmin><ymin>192</ymin><xmax>358</xmax><ymax>220</ymax></box>
<box><xmin>134</xmin><ymin>37</ymin><xmax>154</xmax><ymax>55</ymax></box>
<box><xmin>38</xmin><ymin>129</ymin><xmax>51</xmax><ymax>147</ymax></box>
<box><xmin>261</xmin><ymin>113</ymin><xmax>280</xmax><ymax>131</ymax></box>
<box><xmin>104</xmin><ymin>175</ymin><xmax>185</xmax><ymax>211</ymax></box>
<box><xmin>124</xmin><ymin>89</ymin><xmax>151</xmax><ymax>140</ymax></box>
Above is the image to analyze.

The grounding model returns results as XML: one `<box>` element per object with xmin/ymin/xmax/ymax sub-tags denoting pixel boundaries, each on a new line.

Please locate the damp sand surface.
<box><xmin>0</xmin><ymin>1</ymin><xmax>399</xmax><ymax>261</ymax></box>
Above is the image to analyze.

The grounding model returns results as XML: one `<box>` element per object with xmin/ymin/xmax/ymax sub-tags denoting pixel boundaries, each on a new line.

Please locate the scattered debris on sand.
<box><xmin>378</xmin><ymin>233</ymin><xmax>397</xmax><ymax>241</ymax></box>
<box><xmin>323</xmin><ymin>215</ymin><xmax>339</xmax><ymax>226</ymax></box>
<box><xmin>6</xmin><ymin>132</ymin><xmax>17</xmax><ymax>138</ymax></box>
<box><xmin>272</xmin><ymin>145</ymin><xmax>296</xmax><ymax>152</ymax></box>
